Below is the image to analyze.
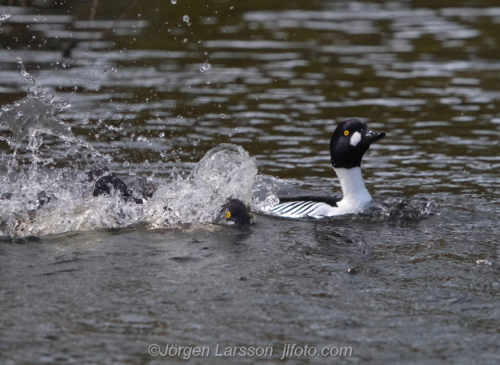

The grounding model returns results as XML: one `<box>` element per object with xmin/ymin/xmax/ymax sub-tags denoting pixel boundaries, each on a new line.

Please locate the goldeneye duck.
<box><xmin>221</xmin><ymin>198</ymin><xmax>253</xmax><ymax>225</ymax></box>
<box><xmin>92</xmin><ymin>172</ymin><xmax>253</xmax><ymax>226</ymax></box>
<box><xmin>90</xmin><ymin>168</ymin><xmax>156</xmax><ymax>204</ymax></box>
<box><xmin>270</xmin><ymin>119</ymin><xmax>385</xmax><ymax>218</ymax></box>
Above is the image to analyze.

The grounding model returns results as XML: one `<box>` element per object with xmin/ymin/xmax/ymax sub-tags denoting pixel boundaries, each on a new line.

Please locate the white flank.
<box><xmin>269</xmin><ymin>167</ymin><xmax>372</xmax><ymax>218</ymax></box>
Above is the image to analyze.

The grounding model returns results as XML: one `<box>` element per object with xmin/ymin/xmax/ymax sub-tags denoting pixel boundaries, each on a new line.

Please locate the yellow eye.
<box><xmin>344</xmin><ymin>130</ymin><xmax>350</xmax><ymax>136</ymax></box>
<box><xmin>226</xmin><ymin>211</ymin><xmax>232</xmax><ymax>219</ymax></box>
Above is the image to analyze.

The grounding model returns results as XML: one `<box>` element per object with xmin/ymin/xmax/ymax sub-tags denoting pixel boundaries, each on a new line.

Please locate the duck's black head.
<box><xmin>330</xmin><ymin>119</ymin><xmax>385</xmax><ymax>169</ymax></box>
<box><xmin>221</xmin><ymin>199</ymin><xmax>253</xmax><ymax>225</ymax></box>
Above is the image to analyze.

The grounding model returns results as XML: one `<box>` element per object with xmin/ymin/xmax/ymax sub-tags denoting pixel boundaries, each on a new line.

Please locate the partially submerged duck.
<box><xmin>91</xmin><ymin>172</ymin><xmax>253</xmax><ymax>226</ymax></box>
<box><xmin>221</xmin><ymin>198</ymin><xmax>253</xmax><ymax>225</ymax></box>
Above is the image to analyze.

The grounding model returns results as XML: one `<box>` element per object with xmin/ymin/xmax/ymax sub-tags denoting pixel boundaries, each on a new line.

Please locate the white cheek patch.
<box><xmin>350</xmin><ymin>131</ymin><xmax>362</xmax><ymax>146</ymax></box>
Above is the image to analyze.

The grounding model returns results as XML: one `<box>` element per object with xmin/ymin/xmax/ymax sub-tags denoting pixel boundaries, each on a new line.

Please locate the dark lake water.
<box><xmin>1</xmin><ymin>0</ymin><xmax>500</xmax><ymax>364</ymax></box>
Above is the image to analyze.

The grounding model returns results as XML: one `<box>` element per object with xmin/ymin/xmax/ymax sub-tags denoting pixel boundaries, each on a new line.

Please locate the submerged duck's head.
<box><xmin>330</xmin><ymin>119</ymin><xmax>385</xmax><ymax>169</ymax></box>
<box><xmin>221</xmin><ymin>198</ymin><xmax>253</xmax><ymax>225</ymax></box>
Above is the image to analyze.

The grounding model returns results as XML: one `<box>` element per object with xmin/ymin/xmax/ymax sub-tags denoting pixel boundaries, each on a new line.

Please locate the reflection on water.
<box><xmin>2</xmin><ymin>0</ymin><xmax>500</xmax><ymax>364</ymax></box>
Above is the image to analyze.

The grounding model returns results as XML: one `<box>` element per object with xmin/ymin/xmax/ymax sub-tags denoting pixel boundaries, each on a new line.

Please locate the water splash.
<box><xmin>358</xmin><ymin>197</ymin><xmax>440</xmax><ymax>220</ymax></box>
<box><xmin>17</xmin><ymin>58</ymin><xmax>39</xmax><ymax>96</ymax></box>
<box><xmin>252</xmin><ymin>174</ymin><xmax>282</xmax><ymax>214</ymax></box>
<box><xmin>1</xmin><ymin>59</ymin><xmax>72</xmax><ymax>154</ymax></box>
<box><xmin>0</xmin><ymin>94</ymin><xmax>103</xmax><ymax>174</ymax></box>
<box><xmin>0</xmin><ymin>141</ymin><xmax>258</xmax><ymax>236</ymax></box>
<box><xmin>144</xmin><ymin>144</ymin><xmax>258</xmax><ymax>228</ymax></box>
<box><xmin>1</xmin><ymin>97</ymin><xmax>72</xmax><ymax>147</ymax></box>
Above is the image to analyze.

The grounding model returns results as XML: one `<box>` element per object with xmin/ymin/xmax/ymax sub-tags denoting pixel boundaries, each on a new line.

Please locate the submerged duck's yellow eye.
<box><xmin>226</xmin><ymin>211</ymin><xmax>232</xmax><ymax>219</ymax></box>
<box><xmin>344</xmin><ymin>130</ymin><xmax>350</xmax><ymax>136</ymax></box>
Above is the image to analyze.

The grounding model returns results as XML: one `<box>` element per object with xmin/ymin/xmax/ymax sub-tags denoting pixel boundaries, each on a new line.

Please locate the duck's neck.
<box><xmin>334</xmin><ymin>167</ymin><xmax>372</xmax><ymax>210</ymax></box>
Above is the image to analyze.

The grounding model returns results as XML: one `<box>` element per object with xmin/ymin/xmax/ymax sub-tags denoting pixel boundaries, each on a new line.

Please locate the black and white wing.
<box><xmin>269</xmin><ymin>196</ymin><xmax>341</xmax><ymax>218</ymax></box>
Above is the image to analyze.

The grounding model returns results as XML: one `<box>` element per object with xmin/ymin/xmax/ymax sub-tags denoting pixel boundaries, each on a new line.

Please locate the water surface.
<box><xmin>1</xmin><ymin>0</ymin><xmax>500</xmax><ymax>364</ymax></box>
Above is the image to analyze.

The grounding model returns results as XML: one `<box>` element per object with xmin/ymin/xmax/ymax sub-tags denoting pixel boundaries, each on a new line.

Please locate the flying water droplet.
<box><xmin>171</xmin><ymin>0</ymin><xmax>177</xmax><ymax>4</ymax></box>
<box><xmin>0</xmin><ymin>11</ymin><xmax>12</xmax><ymax>21</ymax></box>
<box><xmin>17</xmin><ymin>58</ymin><xmax>38</xmax><ymax>95</ymax></box>
<box><xmin>199</xmin><ymin>63</ymin><xmax>211</xmax><ymax>73</ymax></box>
<box><xmin>183</xmin><ymin>15</ymin><xmax>190</xmax><ymax>23</ymax></box>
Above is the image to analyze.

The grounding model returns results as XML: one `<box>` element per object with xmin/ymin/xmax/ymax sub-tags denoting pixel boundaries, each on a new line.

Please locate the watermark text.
<box><xmin>147</xmin><ymin>343</ymin><xmax>353</xmax><ymax>360</ymax></box>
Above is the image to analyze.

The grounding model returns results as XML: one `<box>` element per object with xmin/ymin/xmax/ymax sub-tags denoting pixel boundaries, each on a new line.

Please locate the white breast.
<box><xmin>334</xmin><ymin>167</ymin><xmax>372</xmax><ymax>213</ymax></box>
